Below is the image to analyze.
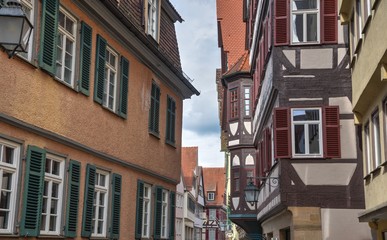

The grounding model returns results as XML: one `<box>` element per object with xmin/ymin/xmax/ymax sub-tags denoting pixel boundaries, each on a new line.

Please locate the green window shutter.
<box><xmin>79</xmin><ymin>22</ymin><xmax>93</xmax><ymax>96</ymax></box>
<box><xmin>118</xmin><ymin>57</ymin><xmax>129</xmax><ymax>118</ymax></box>
<box><xmin>166</xmin><ymin>96</ymin><xmax>176</xmax><ymax>143</ymax></box>
<box><xmin>20</xmin><ymin>146</ymin><xmax>46</xmax><ymax>237</ymax></box>
<box><xmin>169</xmin><ymin>191</ymin><xmax>176</xmax><ymax>240</ymax></box>
<box><xmin>39</xmin><ymin>0</ymin><xmax>59</xmax><ymax>74</ymax></box>
<box><xmin>135</xmin><ymin>180</ymin><xmax>144</xmax><ymax>239</ymax></box>
<box><xmin>94</xmin><ymin>35</ymin><xmax>106</xmax><ymax>104</ymax></box>
<box><xmin>149</xmin><ymin>83</ymin><xmax>160</xmax><ymax>134</ymax></box>
<box><xmin>81</xmin><ymin>164</ymin><xmax>96</xmax><ymax>237</ymax></box>
<box><xmin>64</xmin><ymin>160</ymin><xmax>81</xmax><ymax>238</ymax></box>
<box><xmin>110</xmin><ymin>173</ymin><xmax>122</xmax><ymax>239</ymax></box>
<box><xmin>154</xmin><ymin>186</ymin><xmax>162</xmax><ymax>239</ymax></box>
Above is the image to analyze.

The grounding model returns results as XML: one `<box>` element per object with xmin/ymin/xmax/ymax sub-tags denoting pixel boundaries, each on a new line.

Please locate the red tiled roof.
<box><xmin>216</xmin><ymin>0</ymin><xmax>247</xmax><ymax>68</ymax></box>
<box><xmin>203</xmin><ymin>167</ymin><xmax>225</xmax><ymax>207</ymax></box>
<box><xmin>223</xmin><ymin>51</ymin><xmax>250</xmax><ymax>76</ymax></box>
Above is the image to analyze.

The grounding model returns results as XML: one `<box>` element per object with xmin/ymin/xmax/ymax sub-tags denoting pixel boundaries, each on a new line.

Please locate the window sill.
<box><xmin>354</xmin><ymin>38</ymin><xmax>363</xmax><ymax>55</ymax></box>
<box><xmin>15</xmin><ymin>54</ymin><xmax>38</xmax><ymax>68</ymax></box>
<box><xmin>380</xmin><ymin>160</ymin><xmax>387</xmax><ymax>167</ymax></box>
<box><xmin>166</xmin><ymin>140</ymin><xmax>176</xmax><ymax>148</ymax></box>
<box><xmin>350</xmin><ymin>55</ymin><xmax>357</xmax><ymax>68</ymax></box>
<box><xmin>149</xmin><ymin>131</ymin><xmax>160</xmax><ymax>139</ymax></box>
<box><xmin>38</xmin><ymin>235</ymin><xmax>65</xmax><ymax>239</ymax></box>
<box><xmin>371</xmin><ymin>165</ymin><xmax>382</xmax><ymax>176</ymax></box>
<box><xmin>362</xmin><ymin>16</ymin><xmax>372</xmax><ymax>34</ymax></box>
<box><xmin>290</xmin><ymin>41</ymin><xmax>321</xmax><ymax>46</ymax></box>
<box><xmin>363</xmin><ymin>173</ymin><xmax>371</xmax><ymax>181</ymax></box>
<box><xmin>292</xmin><ymin>154</ymin><xmax>323</xmax><ymax>159</ymax></box>
<box><xmin>54</xmin><ymin>76</ymin><xmax>79</xmax><ymax>94</ymax></box>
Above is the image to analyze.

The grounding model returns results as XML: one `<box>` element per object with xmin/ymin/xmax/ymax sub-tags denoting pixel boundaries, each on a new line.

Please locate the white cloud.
<box><xmin>182</xmin><ymin>130</ymin><xmax>225</xmax><ymax>167</ymax></box>
<box><xmin>171</xmin><ymin>0</ymin><xmax>223</xmax><ymax>166</ymax></box>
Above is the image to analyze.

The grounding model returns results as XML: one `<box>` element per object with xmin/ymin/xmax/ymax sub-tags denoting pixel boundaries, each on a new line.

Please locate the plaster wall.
<box><xmin>0</xmin><ymin>0</ymin><xmax>183</xmax><ymax>182</ymax></box>
<box><xmin>351</xmin><ymin>0</ymin><xmax>387</xmax><ymax>114</ymax></box>
<box><xmin>321</xmin><ymin>208</ymin><xmax>372</xmax><ymax>240</ymax></box>
<box><xmin>0</xmin><ymin>121</ymin><xmax>175</xmax><ymax>239</ymax></box>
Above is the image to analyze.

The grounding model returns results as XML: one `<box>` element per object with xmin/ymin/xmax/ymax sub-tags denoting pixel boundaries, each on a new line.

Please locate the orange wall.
<box><xmin>0</xmin><ymin>0</ymin><xmax>182</xmax><ymax>182</ymax></box>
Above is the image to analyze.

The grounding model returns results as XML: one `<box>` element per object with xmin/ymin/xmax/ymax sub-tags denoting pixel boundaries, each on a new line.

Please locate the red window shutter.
<box><xmin>274</xmin><ymin>0</ymin><xmax>289</xmax><ymax>45</ymax></box>
<box><xmin>322</xmin><ymin>0</ymin><xmax>338</xmax><ymax>43</ymax></box>
<box><xmin>266</xmin><ymin>128</ymin><xmax>272</xmax><ymax>170</ymax></box>
<box><xmin>268</xmin><ymin>6</ymin><xmax>272</xmax><ymax>50</ymax></box>
<box><xmin>274</xmin><ymin>108</ymin><xmax>291</xmax><ymax>158</ymax></box>
<box><xmin>323</xmin><ymin>106</ymin><xmax>341</xmax><ymax>158</ymax></box>
<box><xmin>260</xmin><ymin>141</ymin><xmax>265</xmax><ymax>177</ymax></box>
<box><xmin>260</xmin><ymin>41</ymin><xmax>264</xmax><ymax>81</ymax></box>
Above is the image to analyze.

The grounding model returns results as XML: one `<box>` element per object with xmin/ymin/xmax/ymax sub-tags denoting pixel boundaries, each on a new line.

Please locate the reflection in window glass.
<box><xmin>292</xmin><ymin>108</ymin><xmax>321</xmax><ymax>156</ymax></box>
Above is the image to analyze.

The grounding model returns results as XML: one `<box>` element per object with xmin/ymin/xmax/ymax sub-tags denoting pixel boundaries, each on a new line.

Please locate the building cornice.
<box><xmin>0</xmin><ymin>113</ymin><xmax>178</xmax><ymax>184</ymax></box>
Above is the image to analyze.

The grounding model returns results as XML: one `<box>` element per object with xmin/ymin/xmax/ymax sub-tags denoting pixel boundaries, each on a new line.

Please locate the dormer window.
<box><xmin>208</xmin><ymin>192</ymin><xmax>215</xmax><ymax>201</ymax></box>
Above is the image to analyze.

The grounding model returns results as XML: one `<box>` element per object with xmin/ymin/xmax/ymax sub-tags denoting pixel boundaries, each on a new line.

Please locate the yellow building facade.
<box><xmin>339</xmin><ymin>0</ymin><xmax>387</xmax><ymax>238</ymax></box>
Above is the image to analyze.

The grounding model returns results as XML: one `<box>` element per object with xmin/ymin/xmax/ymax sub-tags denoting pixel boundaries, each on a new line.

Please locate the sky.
<box><xmin>169</xmin><ymin>0</ymin><xmax>224</xmax><ymax>167</ymax></box>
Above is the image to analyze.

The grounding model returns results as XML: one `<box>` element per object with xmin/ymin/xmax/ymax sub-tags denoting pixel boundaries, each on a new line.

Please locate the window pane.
<box><xmin>308</xmin><ymin>124</ymin><xmax>320</xmax><ymax>153</ymax></box>
<box><xmin>40</xmin><ymin>215</ymin><xmax>46</xmax><ymax>230</ymax></box>
<box><xmin>52</xmin><ymin>183</ymin><xmax>59</xmax><ymax>198</ymax></box>
<box><xmin>292</xmin><ymin>0</ymin><xmax>317</xmax><ymax>10</ymax></box>
<box><xmin>294</xmin><ymin>125</ymin><xmax>305</xmax><ymax>154</ymax></box>
<box><xmin>2</xmin><ymin>172</ymin><xmax>12</xmax><ymax>190</ymax></box>
<box><xmin>99</xmin><ymin>192</ymin><xmax>105</xmax><ymax>205</ymax></box>
<box><xmin>65</xmin><ymin>17</ymin><xmax>74</xmax><ymax>34</ymax></box>
<box><xmin>307</xmin><ymin>14</ymin><xmax>318</xmax><ymax>41</ymax></box>
<box><xmin>3</xmin><ymin>147</ymin><xmax>14</xmax><ymax>164</ymax></box>
<box><xmin>45</xmin><ymin>158</ymin><xmax>51</xmax><ymax>173</ymax></box>
<box><xmin>292</xmin><ymin>14</ymin><xmax>304</xmax><ymax>42</ymax></box>
<box><xmin>58</xmin><ymin>11</ymin><xmax>65</xmax><ymax>27</ymax></box>
<box><xmin>293</xmin><ymin>109</ymin><xmax>319</xmax><ymax>121</ymax></box>
<box><xmin>99</xmin><ymin>174</ymin><xmax>105</xmax><ymax>187</ymax></box>
<box><xmin>52</xmin><ymin>160</ymin><xmax>60</xmax><ymax>175</ymax></box>
<box><xmin>49</xmin><ymin>216</ymin><xmax>56</xmax><ymax>231</ymax></box>
<box><xmin>0</xmin><ymin>192</ymin><xmax>10</xmax><ymax>209</ymax></box>
<box><xmin>51</xmin><ymin>199</ymin><xmax>58</xmax><ymax>214</ymax></box>
<box><xmin>42</xmin><ymin>198</ymin><xmax>47</xmax><ymax>213</ymax></box>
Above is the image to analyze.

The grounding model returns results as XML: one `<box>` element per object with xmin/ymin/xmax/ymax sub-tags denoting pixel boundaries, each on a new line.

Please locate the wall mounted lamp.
<box><xmin>244</xmin><ymin>176</ymin><xmax>279</xmax><ymax>206</ymax></box>
<box><xmin>0</xmin><ymin>0</ymin><xmax>33</xmax><ymax>58</ymax></box>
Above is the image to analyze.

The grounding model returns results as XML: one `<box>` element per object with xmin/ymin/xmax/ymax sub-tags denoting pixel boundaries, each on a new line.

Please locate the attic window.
<box><xmin>208</xmin><ymin>192</ymin><xmax>215</xmax><ymax>201</ymax></box>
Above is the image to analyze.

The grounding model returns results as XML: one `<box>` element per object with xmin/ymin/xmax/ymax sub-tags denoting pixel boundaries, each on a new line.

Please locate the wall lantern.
<box><xmin>244</xmin><ymin>176</ymin><xmax>279</xmax><ymax>206</ymax></box>
<box><xmin>244</xmin><ymin>180</ymin><xmax>260</xmax><ymax>205</ymax></box>
<box><xmin>0</xmin><ymin>0</ymin><xmax>33</xmax><ymax>58</ymax></box>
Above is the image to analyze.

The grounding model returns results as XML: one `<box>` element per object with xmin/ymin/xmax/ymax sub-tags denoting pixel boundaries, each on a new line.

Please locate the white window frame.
<box><xmin>161</xmin><ymin>190</ymin><xmax>169</xmax><ymax>239</ymax></box>
<box><xmin>103</xmin><ymin>46</ymin><xmax>118</xmax><ymax>111</ymax></box>
<box><xmin>92</xmin><ymin>169</ymin><xmax>109</xmax><ymax>237</ymax></box>
<box><xmin>208</xmin><ymin>192</ymin><xmax>215</xmax><ymax>201</ymax></box>
<box><xmin>355</xmin><ymin>0</ymin><xmax>363</xmax><ymax>41</ymax></box>
<box><xmin>291</xmin><ymin>108</ymin><xmax>323</xmax><ymax>157</ymax></box>
<box><xmin>372</xmin><ymin>111</ymin><xmax>381</xmax><ymax>168</ymax></box>
<box><xmin>244</xmin><ymin>87</ymin><xmax>251</xmax><ymax>116</ymax></box>
<box><xmin>291</xmin><ymin>0</ymin><xmax>320</xmax><ymax>44</ymax></box>
<box><xmin>55</xmin><ymin>6</ymin><xmax>77</xmax><ymax>86</ymax></box>
<box><xmin>147</xmin><ymin>0</ymin><xmax>159</xmax><ymax>40</ymax></box>
<box><xmin>142</xmin><ymin>184</ymin><xmax>151</xmax><ymax>238</ymax></box>
<box><xmin>0</xmin><ymin>138</ymin><xmax>21</xmax><ymax>234</ymax></box>
<box><xmin>364</xmin><ymin>122</ymin><xmax>372</xmax><ymax>173</ymax></box>
<box><xmin>18</xmin><ymin>0</ymin><xmax>34</xmax><ymax>61</ymax></box>
<box><xmin>40</xmin><ymin>153</ymin><xmax>65</xmax><ymax>235</ymax></box>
